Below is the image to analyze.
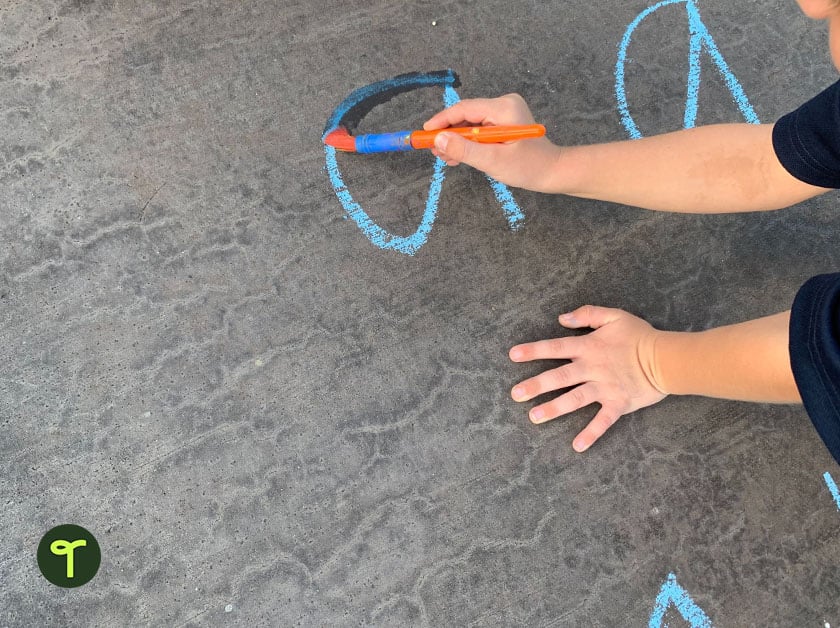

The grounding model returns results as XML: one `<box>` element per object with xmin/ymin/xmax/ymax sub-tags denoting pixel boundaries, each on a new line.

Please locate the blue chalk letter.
<box><xmin>616</xmin><ymin>0</ymin><xmax>759</xmax><ymax>139</ymax></box>
<box><xmin>323</xmin><ymin>70</ymin><xmax>523</xmax><ymax>256</ymax></box>
<box><xmin>649</xmin><ymin>572</ymin><xmax>714</xmax><ymax>628</ymax></box>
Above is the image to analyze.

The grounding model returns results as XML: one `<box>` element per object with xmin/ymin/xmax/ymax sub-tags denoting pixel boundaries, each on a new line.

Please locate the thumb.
<box><xmin>559</xmin><ymin>305</ymin><xmax>622</xmax><ymax>330</ymax></box>
<box><xmin>434</xmin><ymin>132</ymin><xmax>497</xmax><ymax>172</ymax></box>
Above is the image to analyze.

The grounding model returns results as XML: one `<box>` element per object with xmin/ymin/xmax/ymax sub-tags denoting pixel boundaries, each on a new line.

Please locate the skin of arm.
<box><xmin>652</xmin><ymin>310</ymin><xmax>800</xmax><ymax>402</ymax></box>
<box><xmin>424</xmin><ymin>95</ymin><xmax>820</xmax><ymax>452</ymax></box>
<box><xmin>425</xmin><ymin>94</ymin><xmax>831</xmax><ymax>212</ymax></box>
<box><xmin>552</xmin><ymin>124</ymin><xmax>829</xmax><ymax>212</ymax></box>
<box><xmin>510</xmin><ymin>307</ymin><xmax>801</xmax><ymax>453</ymax></box>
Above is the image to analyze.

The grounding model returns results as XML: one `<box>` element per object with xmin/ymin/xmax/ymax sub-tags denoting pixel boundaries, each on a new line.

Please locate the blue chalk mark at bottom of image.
<box><xmin>649</xmin><ymin>573</ymin><xmax>713</xmax><ymax>628</ymax></box>
<box><xmin>824</xmin><ymin>472</ymin><xmax>840</xmax><ymax>511</ymax></box>
<box><xmin>324</xmin><ymin>69</ymin><xmax>523</xmax><ymax>256</ymax></box>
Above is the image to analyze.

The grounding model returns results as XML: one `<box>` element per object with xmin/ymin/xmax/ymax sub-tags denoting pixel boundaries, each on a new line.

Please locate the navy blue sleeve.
<box><xmin>789</xmin><ymin>273</ymin><xmax>840</xmax><ymax>465</ymax></box>
<box><xmin>773</xmin><ymin>79</ymin><xmax>840</xmax><ymax>188</ymax></box>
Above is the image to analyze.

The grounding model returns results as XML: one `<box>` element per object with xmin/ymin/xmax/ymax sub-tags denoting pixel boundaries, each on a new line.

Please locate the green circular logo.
<box><xmin>37</xmin><ymin>524</ymin><xmax>100</xmax><ymax>588</ymax></box>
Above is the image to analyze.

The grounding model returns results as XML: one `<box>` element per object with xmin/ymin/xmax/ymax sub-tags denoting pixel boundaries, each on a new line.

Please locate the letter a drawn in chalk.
<box><xmin>323</xmin><ymin>70</ymin><xmax>524</xmax><ymax>255</ymax></box>
<box><xmin>649</xmin><ymin>572</ymin><xmax>714</xmax><ymax>628</ymax></box>
<box><xmin>616</xmin><ymin>0</ymin><xmax>760</xmax><ymax>139</ymax></box>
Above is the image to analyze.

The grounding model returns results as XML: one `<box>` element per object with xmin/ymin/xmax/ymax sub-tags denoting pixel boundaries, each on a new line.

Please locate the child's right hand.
<box><xmin>423</xmin><ymin>94</ymin><xmax>562</xmax><ymax>192</ymax></box>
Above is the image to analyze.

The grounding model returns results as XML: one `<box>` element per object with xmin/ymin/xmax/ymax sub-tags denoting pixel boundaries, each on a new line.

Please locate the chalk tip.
<box><xmin>323</xmin><ymin>126</ymin><xmax>356</xmax><ymax>152</ymax></box>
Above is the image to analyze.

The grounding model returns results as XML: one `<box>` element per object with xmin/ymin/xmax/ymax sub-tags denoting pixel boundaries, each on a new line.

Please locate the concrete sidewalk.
<box><xmin>1</xmin><ymin>1</ymin><xmax>838</xmax><ymax>625</ymax></box>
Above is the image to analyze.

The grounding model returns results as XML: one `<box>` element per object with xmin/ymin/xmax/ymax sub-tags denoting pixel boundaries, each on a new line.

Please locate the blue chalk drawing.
<box><xmin>649</xmin><ymin>572</ymin><xmax>714</xmax><ymax>627</ymax></box>
<box><xmin>825</xmin><ymin>472</ymin><xmax>840</xmax><ymax>511</ymax></box>
<box><xmin>324</xmin><ymin>70</ymin><xmax>523</xmax><ymax>256</ymax></box>
<box><xmin>616</xmin><ymin>0</ymin><xmax>760</xmax><ymax>139</ymax></box>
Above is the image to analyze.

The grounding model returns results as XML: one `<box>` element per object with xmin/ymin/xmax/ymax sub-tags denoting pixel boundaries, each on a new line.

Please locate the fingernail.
<box><xmin>509</xmin><ymin>348</ymin><xmax>522</xmax><ymax>361</ymax></box>
<box><xmin>559</xmin><ymin>313</ymin><xmax>577</xmax><ymax>325</ymax></box>
<box><xmin>435</xmin><ymin>133</ymin><xmax>449</xmax><ymax>151</ymax></box>
<box><xmin>530</xmin><ymin>408</ymin><xmax>544</xmax><ymax>422</ymax></box>
<box><xmin>512</xmin><ymin>386</ymin><xmax>525</xmax><ymax>400</ymax></box>
<box><xmin>573</xmin><ymin>438</ymin><xmax>586</xmax><ymax>452</ymax></box>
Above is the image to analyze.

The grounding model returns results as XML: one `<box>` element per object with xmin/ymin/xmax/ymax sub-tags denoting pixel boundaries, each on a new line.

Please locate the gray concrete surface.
<box><xmin>1</xmin><ymin>0</ymin><xmax>839</xmax><ymax>625</ymax></box>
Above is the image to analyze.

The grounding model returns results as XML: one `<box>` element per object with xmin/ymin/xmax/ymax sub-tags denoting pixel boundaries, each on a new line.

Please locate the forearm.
<box><xmin>548</xmin><ymin>124</ymin><xmax>829</xmax><ymax>213</ymax></box>
<box><xmin>649</xmin><ymin>311</ymin><xmax>800</xmax><ymax>403</ymax></box>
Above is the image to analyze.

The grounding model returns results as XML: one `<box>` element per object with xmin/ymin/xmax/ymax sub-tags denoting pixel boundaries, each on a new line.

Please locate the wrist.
<box><xmin>639</xmin><ymin>328</ymin><xmax>671</xmax><ymax>396</ymax></box>
<box><xmin>646</xmin><ymin>328</ymin><xmax>707</xmax><ymax>396</ymax></box>
<box><xmin>540</xmin><ymin>142</ymin><xmax>580</xmax><ymax>194</ymax></box>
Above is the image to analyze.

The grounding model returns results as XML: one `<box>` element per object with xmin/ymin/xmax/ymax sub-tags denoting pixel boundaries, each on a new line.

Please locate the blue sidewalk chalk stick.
<box><xmin>355</xmin><ymin>131</ymin><xmax>413</xmax><ymax>153</ymax></box>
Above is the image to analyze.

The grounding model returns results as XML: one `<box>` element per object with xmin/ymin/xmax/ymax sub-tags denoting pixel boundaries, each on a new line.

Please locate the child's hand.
<box><xmin>509</xmin><ymin>305</ymin><xmax>668</xmax><ymax>452</ymax></box>
<box><xmin>423</xmin><ymin>94</ymin><xmax>562</xmax><ymax>192</ymax></box>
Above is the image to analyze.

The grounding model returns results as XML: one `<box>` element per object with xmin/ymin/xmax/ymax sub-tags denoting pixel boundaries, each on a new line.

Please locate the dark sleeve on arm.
<box><xmin>789</xmin><ymin>273</ymin><xmax>840</xmax><ymax>465</ymax></box>
<box><xmin>773</xmin><ymin>79</ymin><xmax>840</xmax><ymax>188</ymax></box>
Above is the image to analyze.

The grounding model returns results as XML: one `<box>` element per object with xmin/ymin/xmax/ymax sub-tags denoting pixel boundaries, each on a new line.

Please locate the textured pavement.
<box><xmin>2</xmin><ymin>1</ymin><xmax>839</xmax><ymax>625</ymax></box>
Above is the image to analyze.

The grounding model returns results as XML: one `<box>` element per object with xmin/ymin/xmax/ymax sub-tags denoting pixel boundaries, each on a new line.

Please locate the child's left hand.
<box><xmin>509</xmin><ymin>305</ymin><xmax>668</xmax><ymax>452</ymax></box>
